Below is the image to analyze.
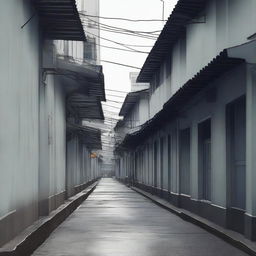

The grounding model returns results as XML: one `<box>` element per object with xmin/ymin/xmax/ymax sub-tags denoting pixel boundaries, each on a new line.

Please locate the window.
<box><xmin>83</xmin><ymin>37</ymin><xmax>97</xmax><ymax>61</ymax></box>
<box><xmin>153</xmin><ymin>141</ymin><xmax>158</xmax><ymax>187</ymax></box>
<box><xmin>160</xmin><ymin>137</ymin><xmax>164</xmax><ymax>189</ymax></box>
<box><xmin>165</xmin><ymin>55</ymin><xmax>172</xmax><ymax>78</ymax></box>
<box><xmin>159</xmin><ymin>66</ymin><xmax>164</xmax><ymax>86</ymax></box>
<box><xmin>167</xmin><ymin>134</ymin><xmax>171</xmax><ymax>191</ymax></box>
<box><xmin>155</xmin><ymin>69</ymin><xmax>160</xmax><ymax>88</ymax></box>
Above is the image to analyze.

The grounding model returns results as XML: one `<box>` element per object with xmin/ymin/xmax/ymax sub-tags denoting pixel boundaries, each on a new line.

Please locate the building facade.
<box><xmin>115</xmin><ymin>0</ymin><xmax>256</xmax><ymax>241</ymax></box>
<box><xmin>0</xmin><ymin>0</ymin><xmax>104</xmax><ymax>247</ymax></box>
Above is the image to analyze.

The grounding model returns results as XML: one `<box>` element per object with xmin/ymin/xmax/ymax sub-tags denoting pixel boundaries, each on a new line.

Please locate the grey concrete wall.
<box><xmin>116</xmin><ymin>63</ymin><xmax>256</xmax><ymax>239</ymax></box>
<box><xmin>147</xmin><ymin>0</ymin><xmax>256</xmax><ymax>118</ymax></box>
<box><xmin>0</xmin><ymin>0</ymin><xmax>40</xmax><ymax>245</ymax></box>
<box><xmin>116</xmin><ymin>63</ymin><xmax>246</xmax><ymax>205</ymax></box>
<box><xmin>66</xmin><ymin>136</ymin><xmax>97</xmax><ymax>198</ymax></box>
<box><xmin>0</xmin><ymin>1</ymin><xmax>100</xmax><ymax>246</ymax></box>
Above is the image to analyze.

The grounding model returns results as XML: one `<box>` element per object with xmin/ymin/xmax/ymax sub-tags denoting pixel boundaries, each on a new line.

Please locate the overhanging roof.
<box><xmin>67</xmin><ymin>123</ymin><xmax>102</xmax><ymax>150</ymax></box>
<box><xmin>137</xmin><ymin>0</ymin><xmax>207</xmax><ymax>82</ymax></box>
<box><xmin>67</xmin><ymin>93</ymin><xmax>104</xmax><ymax>120</ymax></box>
<box><xmin>119</xmin><ymin>89</ymin><xmax>148</xmax><ymax>116</ymax></box>
<box><xmin>116</xmin><ymin>49</ymin><xmax>244</xmax><ymax>151</ymax></box>
<box><xmin>56</xmin><ymin>57</ymin><xmax>105</xmax><ymax>101</ymax></box>
<box><xmin>34</xmin><ymin>0</ymin><xmax>86</xmax><ymax>41</ymax></box>
<box><xmin>114</xmin><ymin>120</ymin><xmax>125</xmax><ymax>131</ymax></box>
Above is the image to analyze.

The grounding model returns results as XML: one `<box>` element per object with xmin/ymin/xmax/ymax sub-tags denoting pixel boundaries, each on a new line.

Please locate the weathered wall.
<box><xmin>117</xmin><ymin>63</ymin><xmax>246</xmax><ymax>205</ymax></box>
<box><xmin>148</xmin><ymin>0</ymin><xmax>256</xmax><ymax>118</ymax></box>
<box><xmin>0</xmin><ymin>1</ymin><xmax>98</xmax><ymax>246</ymax></box>
<box><xmin>0</xmin><ymin>0</ymin><xmax>40</xmax><ymax>245</ymax></box>
<box><xmin>66</xmin><ymin>136</ymin><xmax>96</xmax><ymax>197</ymax></box>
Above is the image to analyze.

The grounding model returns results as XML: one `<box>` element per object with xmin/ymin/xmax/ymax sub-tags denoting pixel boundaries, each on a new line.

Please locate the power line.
<box><xmin>61</xmin><ymin>54</ymin><xmax>141</xmax><ymax>71</ymax></box>
<box><xmin>106</xmin><ymin>94</ymin><xmax>126</xmax><ymax>98</ymax></box>
<box><xmin>81</xmin><ymin>16</ymin><xmax>159</xmax><ymax>40</ymax></box>
<box><xmin>106</xmin><ymin>89</ymin><xmax>129</xmax><ymax>94</ymax></box>
<box><xmin>88</xmin><ymin>24</ymin><xmax>157</xmax><ymax>40</ymax></box>
<box><xmin>92</xmin><ymin>42</ymin><xmax>149</xmax><ymax>54</ymax></box>
<box><xmin>85</xmin><ymin>31</ymin><xmax>149</xmax><ymax>52</ymax></box>
<box><xmin>83</xmin><ymin>20</ymin><xmax>161</xmax><ymax>35</ymax></box>
<box><xmin>102</xmin><ymin>104</ymin><xmax>121</xmax><ymax>110</ymax></box>
<box><xmin>106</xmin><ymin>99</ymin><xmax>123</xmax><ymax>104</ymax></box>
<box><xmin>84</xmin><ymin>30</ymin><xmax>154</xmax><ymax>48</ymax></box>
<box><xmin>101</xmin><ymin>60</ymin><xmax>141</xmax><ymax>70</ymax></box>
<box><xmin>82</xmin><ymin>22</ymin><xmax>158</xmax><ymax>40</ymax></box>
<box><xmin>79</xmin><ymin>12</ymin><xmax>167</xmax><ymax>22</ymax></box>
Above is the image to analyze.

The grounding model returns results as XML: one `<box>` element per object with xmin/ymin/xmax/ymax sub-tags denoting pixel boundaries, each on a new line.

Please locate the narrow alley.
<box><xmin>32</xmin><ymin>179</ymin><xmax>247</xmax><ymax>256</ymax></box>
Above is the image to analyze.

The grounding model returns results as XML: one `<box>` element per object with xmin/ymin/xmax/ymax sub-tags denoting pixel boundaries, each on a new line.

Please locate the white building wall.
<box><xmin>0</xmin><ymin>0</ymin><xmax>40</xmax><ymax>245</ymax></box>
<box><xmin>148</xmin><ymin>0</ymin><xmax>256</xmax><ymax>118</ymax></box>
<box><xmin>56</xmin><ymin>0</ymin><xmax>100</xmax><ymax>64</ymax></box>
<box><xmin>0</xmin><ymin>0</ymin><xmax>100</xmax><ymax>247</ymax></box>
<box><xmin>43</xmin><ymin>74</ymin><xmax>67</xmax><ymax>211</ymax></box>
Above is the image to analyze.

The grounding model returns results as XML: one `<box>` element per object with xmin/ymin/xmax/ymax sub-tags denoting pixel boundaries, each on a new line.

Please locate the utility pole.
<box><xmin>160</xmin><ymin>0</ymin><xmax>165</xmax><ymax>22</ymax></box>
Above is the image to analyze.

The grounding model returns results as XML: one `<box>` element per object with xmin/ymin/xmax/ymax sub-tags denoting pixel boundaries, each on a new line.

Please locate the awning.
<box><xmin>119</xmin><ymin>89</ymin><xmax>148</xmax><ymax>116</ymax></box>
<box><xmin>34</xmin><ymin>0</ymin><xmax>86</xmax><ymax>41</ymax></box>
<box><xmin>227</xmin><ymin>40</ymin><xmax>256</xmax><ymax>64</ymax></box>
<box><xmin>116</xmin><ymin>48</ymin><xmax>244</xmax><ymax>151</ymax></box>
<box><xmin>67</xmin><ymin>93</ymin><xmax>104</xmax><ymax>120</ymax></box>
<box><xmin>114</xmin><ymin>120</ymin><xmax>125</xmax><ymax>131</ymax></box>
<box><xmin>56</xmin><ymin>57</ymin><xmax>105</xmax><ymax>101</ymax></box>
<box><xmin>67</xmin><ymin>123</ymin><xmax>102</xmax><ymax>150</ymax></box>
<box><xmin>137</xmin><ymin>0</ymin><xmax>206</xmax><ymax>82</ymax></box>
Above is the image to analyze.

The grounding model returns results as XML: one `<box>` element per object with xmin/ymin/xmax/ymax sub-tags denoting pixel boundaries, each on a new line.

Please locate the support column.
<box><xmin>211</xmin><ymin>103</ymin><xmax>227</xmax><ymax>208</ymax></box>
<box><xmin>245</xmin><ymin>64</ymin><xmax>256</xmax><ymax>240</ymax></box>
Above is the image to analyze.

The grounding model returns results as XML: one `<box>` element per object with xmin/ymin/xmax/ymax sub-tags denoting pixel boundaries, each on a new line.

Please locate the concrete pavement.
<box><xmin>32</xmin><ymin>178</ymin><xmax>248</xmax><ymax>256</ymax></box>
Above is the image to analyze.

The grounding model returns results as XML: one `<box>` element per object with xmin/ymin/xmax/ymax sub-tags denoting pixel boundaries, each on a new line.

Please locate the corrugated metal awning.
<box><xmin>67</xmin><ymin>123</ymin><xmax>102</xmax><ymax>150</ymax></box>
<box><xmin>34</xmin><ymin>0</ymin><xmax>86</xmax><ymax>41</ymax></box>
<box><xmin>116</xmin><ymin>49</ymin><xmax>244</xmax><ymax>151</ymax></box>
<box><xmin>137</xmin><ymin>0</ymin><xmax>206</xmax><ymax>82</ymax></box>
<box><xmin>119</xmin><ymin>89</ymin><xmax>148</xmax><ymax>116</ymax></box>
<box><xmin>56</xmin><ymin>57</ymin><xmax>105</xmax><ymax>101</ymax></box>
<box><xmin>67</xmin><ymin>93</ymin><xmax>104</xmax><ymax>120</ymax></box>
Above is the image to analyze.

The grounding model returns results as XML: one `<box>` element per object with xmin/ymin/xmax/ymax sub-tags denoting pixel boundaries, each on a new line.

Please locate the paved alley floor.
<box><xmin>32</xmin><ymin>178</ymin><xmax>247</xmax><ymax>256</ymax></box>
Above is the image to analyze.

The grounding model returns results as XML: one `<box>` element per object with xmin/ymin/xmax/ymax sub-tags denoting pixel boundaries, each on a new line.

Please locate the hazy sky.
<box><xmin>100</xmin><ymin>0</ymin><xmax>178</xmax><ymax>116</ymax></box>
<box><xmin>97</xmin><ymin>0</ymin><xmax>178</xmax><ymax>160</ymax></box>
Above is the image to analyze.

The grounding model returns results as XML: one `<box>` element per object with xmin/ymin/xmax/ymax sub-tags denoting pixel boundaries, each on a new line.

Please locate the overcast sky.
<box><xmin>97</xmin><ymin>0</ymin><xmax>178</xmax><ymax>161</ymax></box>
<box><xmin>99</xmin><ymin>0</ymin><xmax>178</xmax><ymax>116</ymax></box>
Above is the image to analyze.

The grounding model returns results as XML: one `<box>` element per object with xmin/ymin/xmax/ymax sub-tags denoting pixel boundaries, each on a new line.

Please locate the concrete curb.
<box><xmin>0</xmin><ymin>181</ymin><xmax>99</xmax><ymax>256</ymax></box>
<box><xmin>131</xmin><ymin>186</ymin><xmax>256</xmax><ymax>256</ymax></box>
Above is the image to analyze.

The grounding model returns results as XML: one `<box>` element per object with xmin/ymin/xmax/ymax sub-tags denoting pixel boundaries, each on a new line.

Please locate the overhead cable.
<box><xmin>79</xmin><ymin>12</ymin><xmax>167</xmax><ymax>22</ymax></box>
<box><xmin>81</xmin><ymin>17</ymin><xmax>159</xmax><ymax>40</ymax></box>
<box><xmin>101</xmin><ymin>60</ymin><xmax>141</xmax><ymax>70</ymax></box>
<box><xmin>85</xmin><ymin>31</ymin><xmax>147</xmax><ymax>52</ymax></box>
<box><xmin>92</xmin><ymin>42</ymin><xmax>149</xmax><ymax>54</ymax></box>
<box><xmin>105</xmin><ymin>89</ymin><xmax>129</xmax><ymax>93</ymax></box>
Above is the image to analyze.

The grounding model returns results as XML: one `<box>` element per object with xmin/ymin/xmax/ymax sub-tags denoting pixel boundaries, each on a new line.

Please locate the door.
<box><xmin>179</xmin><ymin>128</ymin><xmax>191</xmax><ymax>195</ymax></box>
<box><xmin>227</xmin><ymin>97</ymin><xmax>246</xmax><ymax>209</ymax></box>
<box><xmin>153</xmin><ymin>141</ymin><xmax>158</xmax><ymax>187</ymax></box>
<box><xmin>198</xmin><ymin>119</ymin><xmax>211</xmax><ymax>200</ymax></box>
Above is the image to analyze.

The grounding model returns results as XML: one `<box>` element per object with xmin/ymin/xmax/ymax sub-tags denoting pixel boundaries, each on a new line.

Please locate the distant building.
<box><xmin>56</xmin><ymin>0</ymin><xmax>100</xmax><ymax>65</ymax></box>
<box><xmin>115</xmin><ymin>0</ymin><xmax>256</xmax><ymax>241</ymax></box>
<box><xmin>130</xmin><ymin>72</ymin><xmax>150</xmax><ymax>92</ymax></box>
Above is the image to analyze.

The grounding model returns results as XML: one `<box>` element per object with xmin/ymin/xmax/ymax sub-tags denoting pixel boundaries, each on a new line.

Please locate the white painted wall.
<box><xmin>121</xmin><ymin>92</ymin><xmax>149</xmax><ymax>132</ymax></box>
<box><xmin>56</xmin><ymin>0</ymin><xmax>100</xmax><ymax>64</ymax></box>
<box><xmin>44</xmin><ymin>74</ymin><xmax>66</xmax><ymax>204</ymax></box>
<box><xmin>0</xmin><ymin>0</ymin><xmax>100</xmax><ymax>246</ymax></box>
<box><xmin>117</xmin><ymin>64</ymin><xmax>246</xmax><ymax>208</ymax></box>
<box><xmin>148</xmin><ymin>0</ymin><xmax>256</xmax><ymax>118</ymax></box>
<box><xmin>0</xmin><ymin>0</ymin><xmax>40</xmax><ymax>221</ymax></box>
